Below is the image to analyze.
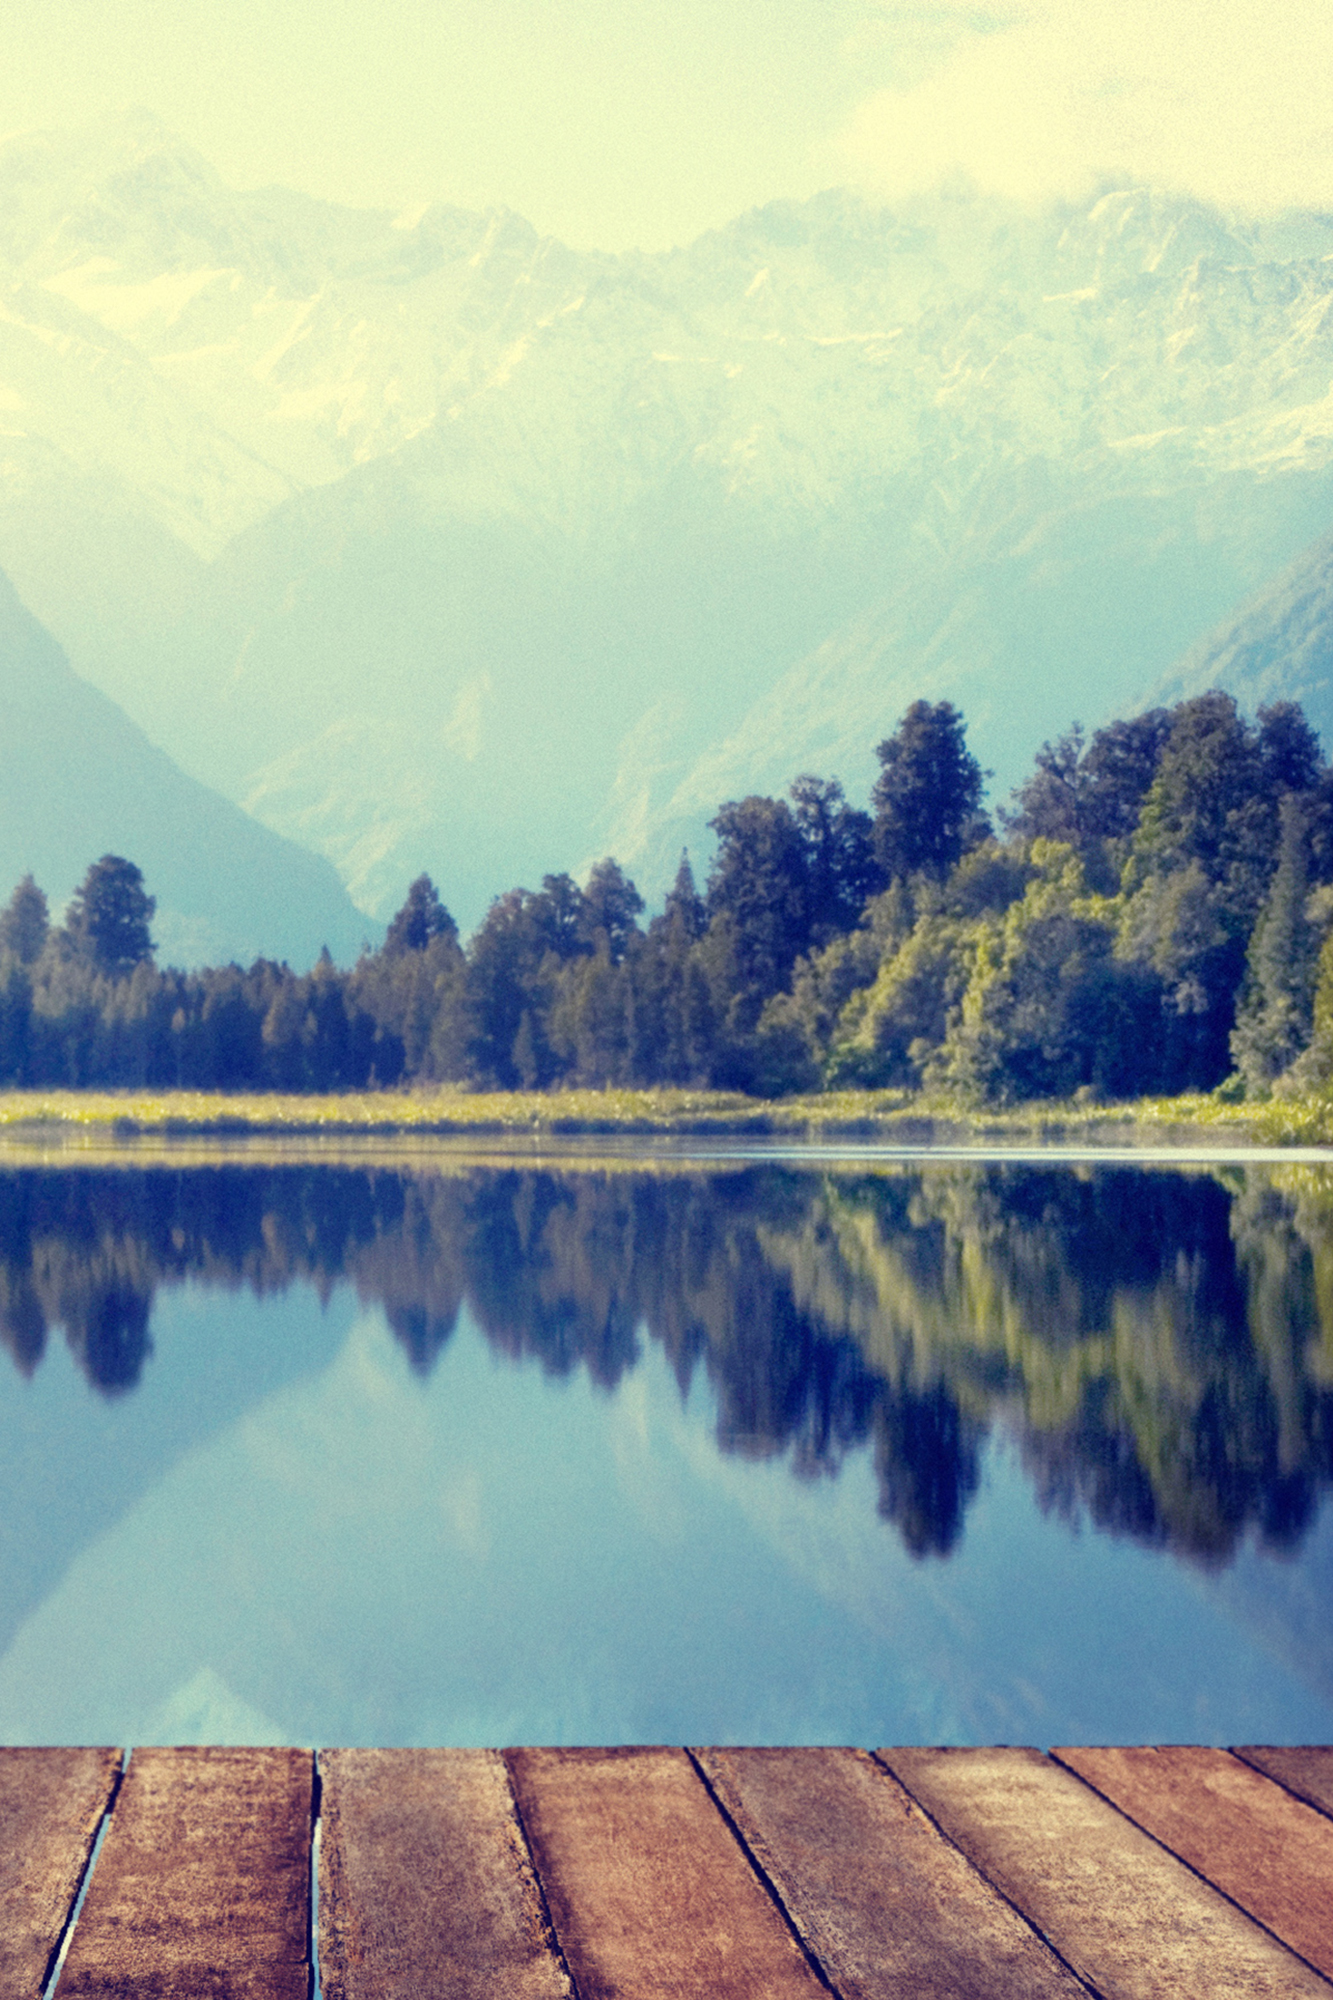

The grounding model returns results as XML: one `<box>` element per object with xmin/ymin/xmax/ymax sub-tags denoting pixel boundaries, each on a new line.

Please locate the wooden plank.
<box><xmin>57</xmin><ymin>1746</ymin><xmax>313</xmax><ymax>2000</ymax></box>
<box><xmin>1233</xmin><ymin>1746</ymin><xmax>1333</xmax><ymax>1822</ymax></box>
<box><xmin>696</xmin><ymin>1745</ymin><xmax>1085</xmax><ymax>2000</ymax></box>
<box><xmin>0</xmin><ymin>1747</ymin><xmax>120</xmax><ymax>1997</ymax></box>
<box><xmin>318</xmin><ymin>1748</ymin><xmax>569</xmax><ymax>2000</ymax></box>
<box><xmin>1055</xmin><ymin>1745</ymin><xmax>1333</xmax><ymax>1981</ymax></box>
<box><xmin>504</xmin><ymin>1746</ymin><xmax>824</xmax><ymax>2000</ymax></box>
<box><xmin>880</xmin><ymin>1746</ymin><xmax>1331</xmax><ymax>2000</ymax></box>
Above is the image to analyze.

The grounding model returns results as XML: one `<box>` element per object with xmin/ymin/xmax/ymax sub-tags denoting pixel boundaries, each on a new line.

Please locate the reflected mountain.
<box><xmin>2</xmin><ymin>1160</ymin><xmax>1331</xmax><ymax>1569</ymax></box>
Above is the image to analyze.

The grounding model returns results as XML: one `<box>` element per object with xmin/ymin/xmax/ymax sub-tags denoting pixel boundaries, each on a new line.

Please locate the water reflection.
<box><xmin>3</xmin><ymin>1159</ymin><xmax>1331</xmax><ymax>1571</ymax></box>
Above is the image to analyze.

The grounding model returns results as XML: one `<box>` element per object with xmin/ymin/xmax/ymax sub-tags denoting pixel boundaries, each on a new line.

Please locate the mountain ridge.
<box><xmin>7</xmin><ymin>118</ymin><xmax>1333</xmax><ymax>923</ymax></box>
<box><xmin>0</xmin><ymin>566</ymin><xmax>373</xmax><ymax>966</ymax></box>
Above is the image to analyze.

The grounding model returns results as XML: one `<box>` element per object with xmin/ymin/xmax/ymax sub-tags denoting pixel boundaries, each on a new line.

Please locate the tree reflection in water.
<box><xmin>1</xmin><ymin>1162</ymin><xmax>1331</xmax><ymax>1568</ymax></box>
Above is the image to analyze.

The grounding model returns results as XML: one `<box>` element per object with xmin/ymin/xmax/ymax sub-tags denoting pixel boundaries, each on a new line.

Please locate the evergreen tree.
<box><xmin>0</xmin><ymin>875</ymin><xmax>49</xmax><ymax>965</ymax></box>
<box><xmin>383</xmin><ymin>875</ymin><xmax>457</xmax><ymax>955</ymax></box>
<box><xmin>1132</xmin><ymin>692</ymin><xmax>1270</xmax><ymax>911</ymax></box>
<box><xmin>65</xmin><ymin>856</ymin><xmax>156</xmax><ymax>975</ymax></box>
<box><xmin>1257</xmin><ymin>699</ymin><xmax>1324</xmax><ymax>796</ymax></box>
<box><xmin>1077</xmin><ymin>708</ymin><xmax>1174</xmax><ymax>841</ymax></box>
<box><xmin>872</xmin><ymin>701</ymin><xmax>987</xmax><ymax>882</ymax></box>
<box><xmin>1004</xmin><ymin>709</ymin><xmax>1174</xmax><ymax>855</ymax></box>
<box><xmin>1003</xmin><ymin>726</ymin><xmax>1086</xmax><ymax>845</ymax></box>
<box><xmin>579</xmin><ymin>858</ymin><xmax>644</xmax><ymax>964</ymax></box>
<box><xmin>705</xmin><ymin>795</ymin><xmax>811</xmax><ymax>1032</ymax></box>
<box><xmin>1231</xmin><ymin>795</ymin><xmax>1321</xmax><ymax>1095</ymax></box>
<box><xmin>789</xmin><ymin>774</ymin><xmax>881</xmax><ymax>940</ymax></box>
<box><xmin>661</xmin><ymin>852</ymin><xmax>706</xmax><ymax>940</ymax></box>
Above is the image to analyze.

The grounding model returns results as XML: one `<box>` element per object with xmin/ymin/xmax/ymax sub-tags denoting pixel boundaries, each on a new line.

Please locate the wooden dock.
<box><xmin>4</xmin><ymin>1745</ymin><xmax>1332</xmax><ymax>1997</ymax></box>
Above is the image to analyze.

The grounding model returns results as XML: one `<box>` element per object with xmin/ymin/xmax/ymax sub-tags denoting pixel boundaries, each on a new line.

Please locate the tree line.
<box><xmin>4</xmin><ymin>688</ymin><xmax>1333</xmax><ymax>1100</ymax></box>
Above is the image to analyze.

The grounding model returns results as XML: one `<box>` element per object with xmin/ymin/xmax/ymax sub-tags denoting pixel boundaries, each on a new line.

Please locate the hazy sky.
<box><xmin>4</xmin><ymin>0</ymin><xmax>1332</xmax><ymax>249</ymax></box>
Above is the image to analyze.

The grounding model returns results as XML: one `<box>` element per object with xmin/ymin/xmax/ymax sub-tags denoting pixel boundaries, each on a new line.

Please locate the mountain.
<box><xmin>7</xmin><ymin>114</ymin><xmax>1333</xmax><ymax>923</ymax></box>
<box><xmin>0</xmin><ymin>569</ymin><xmax>371</xmax><ymax>966</ymax></box>
<box><xmin>1150</xmin><ymin>522</ymin><xmax>1333</xmax><ymax>734</ymax></box>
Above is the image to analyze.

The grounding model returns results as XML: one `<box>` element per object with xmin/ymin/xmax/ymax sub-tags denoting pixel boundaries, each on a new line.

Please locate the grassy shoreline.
<box><xmin>0</xmin><ymin>1084</ymin><xmax>1330</xmax><ymax>1148</ymax></box>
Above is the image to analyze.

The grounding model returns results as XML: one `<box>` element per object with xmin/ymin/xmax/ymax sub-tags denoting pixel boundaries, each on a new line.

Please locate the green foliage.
<box><xmin>7</xmin><ymin>682</ymin><xmax>1329</xmax><ymax>1101</ymax></box>
<box><xmin>872</xmin><ymin>700</ymin><xmax>988</xmax><ymax>882</ymax></box>
<box><xmin>1231</xmin><ymin>796</ymin><xmax>1323</xmax><ymax>1096</ymax></box>
<box><xmin>0</xmin><ymin>876</ymin><xmax>48</xmax><ymax>966</ymax></box>
<box><xmin>383</xmin><ymin>875</ymin><xmax>457</xmax><ymax>957</ymax></box>
<box><xmin>65</xmin><ymin>855</ymin><xmax>156</xmax><ymax>975</ymax></box>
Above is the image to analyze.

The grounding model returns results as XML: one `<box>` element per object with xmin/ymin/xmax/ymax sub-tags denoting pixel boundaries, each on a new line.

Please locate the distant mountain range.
<box><xmin>0</xmin><ymin>571</ymin><xmax>369</xmax><ymax>966</ymax></box>
<box><xmin>1154</xmin><ymin>524</ymin><xmax>1333</xmax><ymax>722</ymax></box>
<box><xmin>6</xmin><ymin>113</ymin><xmax>1333</xmax><ymax>929</ymax></box>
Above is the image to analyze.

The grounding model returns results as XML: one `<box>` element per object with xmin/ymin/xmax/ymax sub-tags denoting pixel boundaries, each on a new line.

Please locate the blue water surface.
<box><xmin>0</xmin><ymin>1152</ymin><xmax>1329</xmax><ymax>1747</ymax></box>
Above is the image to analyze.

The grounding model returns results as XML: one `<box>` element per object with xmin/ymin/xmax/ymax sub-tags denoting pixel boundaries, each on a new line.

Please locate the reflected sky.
<box><xmin>0</xmin><ymin>1152</ymin><xmax>1330</xmax><ymax>1747</ymax></box>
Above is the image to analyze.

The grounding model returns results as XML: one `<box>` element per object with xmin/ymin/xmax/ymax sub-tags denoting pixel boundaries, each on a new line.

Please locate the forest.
<box><xmin>4</xmin><ymin>688</ymin><xmax>1333</xmax><ymax>1104</ymax></box>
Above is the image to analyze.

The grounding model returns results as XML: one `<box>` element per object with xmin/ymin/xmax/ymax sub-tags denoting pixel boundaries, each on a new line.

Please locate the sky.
<box><xmin>2</xmin><ymin>0</ymin><xmax>1332</xmax><ymax>249</ymax></box>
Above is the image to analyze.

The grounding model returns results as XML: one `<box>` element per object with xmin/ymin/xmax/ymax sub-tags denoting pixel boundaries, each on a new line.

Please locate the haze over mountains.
<box><xmin>0</xmin><ymin>572</ymin><xmax>369</xmax><ymax>965</ymax></box>
<box><xmin>6</xmin><ymin>112</ymin><xmax>1333</xmax><ymax>933</ymax></box>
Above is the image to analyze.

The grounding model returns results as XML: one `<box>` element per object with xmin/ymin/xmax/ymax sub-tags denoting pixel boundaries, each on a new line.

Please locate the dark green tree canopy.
<box><xmin>1077</xmin><ymin>709</ymin><xmax>1175</xmax><ymax>842</ymax></box>
<box><xmin>65</xmin><ymin>856</ymin><xmax>155</xmax><ymax>975</ymax></box>
<box><xmin>656</xmin><ymin>851</ymin><xmax>707</xmax><ymax>943</ymax></box>
<box><xmin>579</xmin><ymin>858</ymin><xmax>644</xmax><ymax>963</ymax></box>
<box><xmin>1005</xmin><ymin>709</ymin><xmax>1174</xmax><ymax>850</ymax></box>
<box><xmin>873</xmin><ymin>701</ymin><xmax>988</xmax><ymax>881</ymax></box>
<box><xmin>789</xmin><ymin>775</ymin><xmax>880</xmax><ymax>940</ymax></box>
<box><xmin>383</xmin><ymin>875</ymin><xmax>458</xmax><ymax>956</ymax></box>
<box><xmin>706</xmin><ymin>794</ymin><xmax>811</xmax><ymax>1005</ymax></box>
<box><xmin>1257</xmin><ymin>699</ymin><xmax>1324</xmax><ymax>796</ymax></box>
<box><xmin>0</xmin><ymin>874</ymin><xmax>49</xmax><ymax>965</ymax></box>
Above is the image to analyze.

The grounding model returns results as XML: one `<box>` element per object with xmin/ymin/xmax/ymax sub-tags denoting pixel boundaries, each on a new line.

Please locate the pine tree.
<box><xmin>65</xmin><ymin>856</ymin><xmax>155</xmax><ymax>975</ymax></box>
<box><xmin>872</xmin><ymin>702</ymin><xmax>987</xmax><ymax>882</ymax></box>
<box><xmin>383</xmin><ymin>875</ymin><xmax>457</xmax><ymax>956</ymax></box>
<box><xmin>1232</xmin><ymin>796</ymin><xmax>1320</xmax><ymax>1094</ymax></box>
<box><xmin>0</xmin><ymin>875</ymin><xmax>49</xmax><ymax>965</ymax></box>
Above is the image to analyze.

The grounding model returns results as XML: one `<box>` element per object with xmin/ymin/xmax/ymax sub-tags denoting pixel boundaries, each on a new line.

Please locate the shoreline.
<box><xmin>0</xmin><ymin>1085</ymin><xmax>1330</xmax><ymax>1153</ymax></box>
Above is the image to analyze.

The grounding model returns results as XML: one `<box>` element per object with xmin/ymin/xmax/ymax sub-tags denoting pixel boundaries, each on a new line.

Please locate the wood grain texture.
<box><xmin>880</xmin><ymin>1746</ymin><xmax>1330</xmax><ymax>2000</ymax></box>
<box><xmin>1234</xmin><ymin>1745</ymin><xmax>1333</xmax><ymax>1822</ymax></box>
<box><xmin>696</xmin><ymin>1746</ymin><xmax>1084</xmax><ymax>2000</ymax></box>
<box><xmin>505</xmin><ymin>1746</ymin><xmax>824</xmax><ymax>2000</ymax></box>
<box><xmin>1055</xmin><ymin>1745</ymin><xmax>1333</xmax><ymax>1980</ymax></box>
<box><xmin>57</xmin><ymin>1746</ymin><xmax>313</xmax><ymax>2000</ymax></box>
<box><xmin>319</xmin><ymin>1748</ymin><xmax>569</xmax><ymax>2000</ymax></box>
<box><xmin>0</xmin><ymin>1746</ymin><xmax>120</xmax><ymax>1997</ymax></box>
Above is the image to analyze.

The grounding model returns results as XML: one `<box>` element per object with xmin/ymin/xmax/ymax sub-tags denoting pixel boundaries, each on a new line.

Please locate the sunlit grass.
<box><xmin>0</xmin><ymin>1083</ymin><xmax>1329</xmax><ymax>1144</ymax></box>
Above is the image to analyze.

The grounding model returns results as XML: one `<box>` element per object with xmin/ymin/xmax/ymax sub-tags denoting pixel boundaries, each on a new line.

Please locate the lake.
<box><xmin>0</xmin><ymin>1142</ymin><xmax>1330</xmax><ymax>1749</ymax></box>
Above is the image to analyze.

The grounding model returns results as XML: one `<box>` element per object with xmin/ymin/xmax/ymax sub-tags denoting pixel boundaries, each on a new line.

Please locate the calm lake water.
<box><xmin>1</xmin><ymin>1144</ymin><xmax>1331</xmax><ymax>1749</ymax></box>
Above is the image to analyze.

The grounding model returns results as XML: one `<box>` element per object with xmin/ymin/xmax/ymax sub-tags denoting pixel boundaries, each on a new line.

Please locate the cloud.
<box><xmin>838</xmin><ymin>0</ymin><xmax>1333</xmax><ymax>212</ymax></box>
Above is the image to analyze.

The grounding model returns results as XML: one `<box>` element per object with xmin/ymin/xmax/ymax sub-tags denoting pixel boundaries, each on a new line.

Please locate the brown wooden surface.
<box><xmin>1234</xmin><ymin>1744</ymin><xmax>1333</xmax><ymax>1821</ymax></box>
<box><xmin>0</xmin><ymin>1747</ymin><xmax>119</xmax><ymax>1997</ymax></box>
<box><xmin>5</xmin><ymin>1743</ymin><xmax>1333</xmax><ymax>1995</ymax></box>
<box><xmin>56</xmin><ymin>1746</ymin><xmax>313</xmax><ymax>2000</ymax></box>
<box><xmin>696</xmin><ymin>1745</ymin><xmax>1083</xmax><ymax>2000</ymax></box>
<box><xmin>319</xmin><ymin>1747</ymin><xmax>568</xmax><ymax>2000</ymax></box>
<box><xmin>1055</xmin><ymin>1744</ymin><xmax>1333</xmax><ymax>1980</ymax></box>
<box><xmin>881</xmin><ymin>1745</ymin><xmax>1331</xmax><ymax>2000</ymax></box>
<box><xmin>505</xmin><ymin>1746</ymin><xmax>824</xmax><ymax>2000</ymax></box>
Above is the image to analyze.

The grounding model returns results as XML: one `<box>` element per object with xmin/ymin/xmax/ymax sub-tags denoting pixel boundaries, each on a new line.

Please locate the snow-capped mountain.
<box><xmin>6</xmin><ymin>112</ymin><xmax>1333</xmax><ymax>923</ymax></box>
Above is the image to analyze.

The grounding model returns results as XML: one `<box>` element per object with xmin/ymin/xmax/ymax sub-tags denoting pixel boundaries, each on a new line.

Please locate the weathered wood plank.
<box><xmin>504</xmin><ymin>1746</ymin><xmax>824</xmax><ymax>2000</ymax></box>
<box><xmin>0</xmin><ymin>1747</ymin><xmax>120</xmax><ymax>1997</ymax></box>
<box><xmin>696</xmin><ymin>1745</ymin><xmax>1085</xmax><ymax>2000</ymax></box>
<box><xmin>1233</xmin><ymin>1746</ymin><xmax>1333</xmax><ymax>1822</ymax></box>
<box><xmin>318</xmin><ymin>1747</ymin><xmax>569</xmax><ymax>2000</ymax></box>
<box><xmin>1055</xmin><ymin>1745</ymin><xmax>1333</xmax><ymax>1980</ymax></box>
<box><xmin>880</xmin><ymin>1746</ymin><xmax>1330</xmax><ymax>2000</ymax></box>
<box><xmin>57</xmin><ymin>1746</ymin><xmax>313</xmax><ymax>2000</ymax></box>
